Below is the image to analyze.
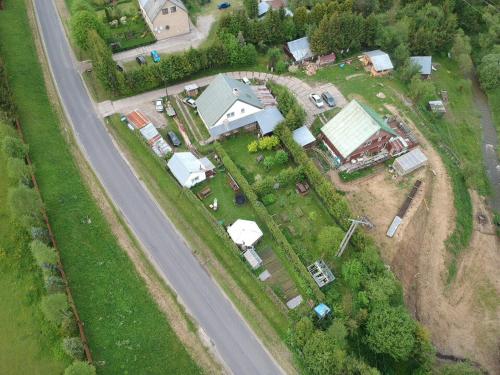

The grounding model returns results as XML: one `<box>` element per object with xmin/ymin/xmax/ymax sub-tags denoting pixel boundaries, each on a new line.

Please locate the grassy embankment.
<box><xmin>487</xmin><ymin>88</ymin><xmax>500</xmax><ymax>159</ymax></box>
<box><xmin>0</xmin><ymin>123</ymin><xmax>68</xmax><ymax>375</ymax></box>
<box><xmin>305</xmin><ymin>57</ymin><xmax>480</xmax><ymax>280</ymax></box>
<box><xmin>105</xmin><ymin>115</ymin><xmax>292</xmax><ymax>350</ymax></box>
<box><xmin>0</xmin><ymin>2</ymin><xmax>201</xmax><ymax>374</ymax></box>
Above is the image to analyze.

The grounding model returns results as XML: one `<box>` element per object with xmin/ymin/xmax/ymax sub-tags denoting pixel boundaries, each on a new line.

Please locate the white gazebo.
<box><xmin>227</xmin><ymin>219</ymin><xmax>263</xmax><ymax>248</ymax></box>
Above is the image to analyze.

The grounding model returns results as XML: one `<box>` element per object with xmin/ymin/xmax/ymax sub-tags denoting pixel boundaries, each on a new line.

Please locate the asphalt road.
<box><xmin>34</xmin><ymin>1</ymin><xmax>284</xmax><ymax>374</ymax></box>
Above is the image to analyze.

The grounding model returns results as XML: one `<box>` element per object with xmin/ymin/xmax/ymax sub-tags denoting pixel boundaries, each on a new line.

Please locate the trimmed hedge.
<box><xmin>215</xmin><ymin>142</ymin><xmax>324</xmax><ymax>301</ymax></box>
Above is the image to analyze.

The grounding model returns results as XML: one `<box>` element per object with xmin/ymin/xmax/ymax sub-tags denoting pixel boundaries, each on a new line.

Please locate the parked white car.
<box><xmin>242</xmin><ymin>77</ymin><xmax>251</xmax><ymax>85</ymax></box>
<box><xmin>183</xmin><ymin>97</ymin><xmax>197</xmax><ymax>109</ymax></box>
<box><xmin>155</xmin><ymin>99</ymin><xmax>164</xmax><ymax>112</ymax></box>
<box><xmin>309</xmin><ymin>93</ymin><xmax>324</xmax><ymax>108</ymax></box>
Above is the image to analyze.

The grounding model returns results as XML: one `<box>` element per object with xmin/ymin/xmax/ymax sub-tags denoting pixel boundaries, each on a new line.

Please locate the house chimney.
<box><xmin>233</xmin><ymin>88</ymin><xmax>239</xmax><ymax>96</ymax></box>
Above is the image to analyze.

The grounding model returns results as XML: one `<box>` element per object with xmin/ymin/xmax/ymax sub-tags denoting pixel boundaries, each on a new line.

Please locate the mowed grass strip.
<box><xmin>0</xmin><ymin>2</ymin><xmax>201</xmax><ymax>374</ymax></box>
<box><xmin>106</xmin><ymin>115</ymin><xmax>290</xmax><ymax>339</ymax></box>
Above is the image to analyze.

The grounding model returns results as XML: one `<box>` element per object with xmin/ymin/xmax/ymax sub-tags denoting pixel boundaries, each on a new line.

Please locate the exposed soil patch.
<box><xmin>328</xmin><ymin>104</ymin><xmax>500</xmax><ymax>373</ymax></box>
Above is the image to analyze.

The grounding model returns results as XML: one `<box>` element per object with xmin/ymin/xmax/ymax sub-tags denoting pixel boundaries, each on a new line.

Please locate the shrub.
<box><xmin>46</xmin><ymin>275</ymin><xmax>66</xmax><ymax>293</ymax></box>
<box><xmin>30</xmin><ymin>226</ymin><xmax>50</xmax><ymax>244</ymax></box>
<box><xmin>62</xmin><ymin>337</ymin><xmax>85</xmax><ymax>360</ymax></box>
<box><xmin>274</xmin><ymin>150</ymin><xmax>288</xmax><ymax>165</ymax></box>
<box><xmin>64</xmin><ymin>361</ymin><xmax>96</xmax><ymax>375</ymax></box>
<box><xmin>262</xmin><ymin>193</ymin><xmax>277</xmax><ymax>206</ymax></box>
<box><xmin>70</xmin><ymin>0</ymin><xmax>94</xmax><ymax>14</ymax></box>
<box><xmin>478</xmin><ymin>53</ymin><xmax>500</xmax><ymax>90</ymax></box>
<box><xmin>70</xmin><ymin>11</ymin><xmax>107</xmax><ymax>51</ymax></box>
<box><xmin>316</xmin><ymin>226</ymin><xmax>344</xmax><ymax>259</ymax></box>
<box><xmin>8</xmin><ymin>185</ymin><xmax>44</xmax><ymax>228</ymax></box>
<box><xmin>30</xmin><ymin>240</ymin><xmax>57</xmax><ymax>269</ymax></box>
<box><xmin>253</xmin><ymin>176</ymin><xmax>274</xmax><ymax>196</ymax></box>
<box><xmin>2</xmin><ymin>136</ymin><xmax>27</xmax><ymax>159</ymax></box>
<box><xmin>7</xmin><ymin>157</ymin><xmax>32</xmax><ymax>185</ymax></box>
<box><xmin>258</xmin><ymin>135</ymin><xmax>280</xmax><ymax>151</ymax></box>
<box><xmin>40</xmin><ymin>293</ymin><xmax>70</xmax><ymax>326</ymax></box>
<box><xmin>247</xmin><ymin>140</ymin><xmax>258</xmax><ymax>153</ymax></box>
<box><xmin>263</xmin><ymin>155</ymin><xmax>275</xmax><ymax>169</ymax></box>
<box><xmin>275</xmin><ymin>60</ymin><xmax>288</xmax><ymax>74</ymax></box>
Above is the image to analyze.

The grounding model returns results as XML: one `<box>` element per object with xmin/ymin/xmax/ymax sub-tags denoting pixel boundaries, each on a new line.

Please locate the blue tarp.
<box><xmin>314</xmin><ymin>303</ymin><xmax>331</xmax><ymax>318</ymax></box>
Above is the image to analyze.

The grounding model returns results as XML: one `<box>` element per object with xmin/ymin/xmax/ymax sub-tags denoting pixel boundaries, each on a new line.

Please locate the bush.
<box><xmin>70</xmin><ymin>0</ymin><xmax>94</xmax><ymax>14</ymax></box>
<box><xmin>478</xmin><ymin>53</ymin><xmax>500</xmax><ymax>90</ymax></box>
<box><xmin>40</xmin><ymin>293</ymin><xmax>70</xmax><ymax>326</ymax></box>
<box><xmin>8</xmin><ymin>185</ymin><xmax>44</xmax><ymax>228</ymax></box>
<box><xmin>2</xmin><ymin>136</ymin><xmax>27</xmax><ymax>159</ymax></box>
<box><xmin>46</xmin><ymin>275</ymin><xmax>66</xmax><ymax>293</ymax></box>
<box><xmin>62</xmin><ymin>337</ymin><xmax>85</xmax><ymax>360</ymax></box>
<box><xmin>253</xmin><ymin>176</ymin><xmax>274</xmax><ymax>196</ymax></box>
<box><xmin>7</xmin><ymin>157</ymin><xmax>32</xmax><ymax>185</ymax></box>
<box><xmin>275</xmin><ymin>60</ymin><xmax>288</xmax><ymax>74</ymax></box>
<box><xmin>263</xmin><ymin>155</ymin><xmax>275</xmax><ymax>169</ymax></box>
<box><xmin>262</xmin><ymin>193</ymin><xmax>277</xmax><ymax>206</ymax></box>
<box><xmin>30</xmin><ymin>226</ymin><xmax>50</xmax><ymax>244</ymax></box>
<box><xmin>247</xmin><ymin>140</ymin><xmax>258</xmax><ymax>153</ymax></box>
<box><xmin>258</xmin><ymin>135</ymin><xmax>280</xmax><ymax>151</ymax></box>
<box><xmin>30</xmin><ymin>240</ymin><xmax>57</xmax><ymax>269</ymax></box>
<box><xmin>274</xmin><ymin>150</ymin><xmax>288</xmax><ymax>165</ymax></box>
<box><xmin>64</xmin><ymin>361</ymin><xmax>96</xmax><ymax>375</ymax></box>
<box><xmin>70</xmin><ymin>11</ymin><xmax>107</xmax><ymax>51</ymax></box>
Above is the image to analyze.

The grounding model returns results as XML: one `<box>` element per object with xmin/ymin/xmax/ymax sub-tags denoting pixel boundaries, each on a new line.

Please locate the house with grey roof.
<box><xmin>167</xmin><ymin>152</ymin><xmax>215</xmax><ymax>188</ymax></box>
<box><xmin>362</xmin><ymin>50</ymin><xmax>394</xmax><ymax>76</ymax></box>
<box><xmin>139</xmin><ymin>0</ymin><xmax>190</xmax><ymax>40</ymax></box>
<box><xmin>320</xmin><ymin>100</ymin><xmax>406</xmax><ymax>164</ymax></box>
<box><xmin>285</xmin><ymin>37</ymin><xmax>314</xmax><ymax>63</ymax></box>
<box><xmin>410</xmin><ymin>56</ymin><xmax>432</xmax><ymax>78</ymax></box>
<box><xmin>196</xmin><ymin>74</ymin><xmax>284</xmax><ymax>139</ymax></box>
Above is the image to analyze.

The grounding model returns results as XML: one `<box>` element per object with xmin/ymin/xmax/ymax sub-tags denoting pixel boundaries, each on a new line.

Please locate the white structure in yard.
<box><xmin>393</xmin><ymin>148</ymin><xmax>428</xmax><ymax>176</ymax></box>
<box><xmin>243</xmin><ymin>248</ymin><xmax>263</xmax><ymax>269</ymax></box>
<box><xmin>227</xmin><ymin>219</ymin><xmax>263</xmax><ymax>248</ymax></box>
<box><xmin>126</xmin><ymin>110</ymin><xmax>171</xmax><ymax>157</ymax></box>
<box><xmin>167</xmin><ymin>152</ymin><xmax>215</xmax><ymax>188</ymax></box>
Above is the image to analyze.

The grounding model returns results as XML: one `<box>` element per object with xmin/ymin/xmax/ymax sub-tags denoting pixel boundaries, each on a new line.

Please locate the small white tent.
<box><xmin>227</xmin><ymin>219</ymin><xmax>263</xmax><ymax>247</ymax></box>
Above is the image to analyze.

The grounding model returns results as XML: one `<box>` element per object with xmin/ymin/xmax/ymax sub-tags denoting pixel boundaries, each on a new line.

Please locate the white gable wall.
<box><xmin>183</xmin><ymin>171</ymin><xmax>206</xmax><ymax>188</ymax></box>
<box><xmin>212</xmin><ymin>100</ymin><xmax>262</xmax><ymax>129</ymax></box>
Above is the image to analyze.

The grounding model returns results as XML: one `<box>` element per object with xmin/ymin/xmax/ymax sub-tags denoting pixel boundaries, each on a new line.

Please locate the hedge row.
<box><xmin>214</xmin><ymin>142</ymin><xmax>324</xmax><ymax>301</ymax></box>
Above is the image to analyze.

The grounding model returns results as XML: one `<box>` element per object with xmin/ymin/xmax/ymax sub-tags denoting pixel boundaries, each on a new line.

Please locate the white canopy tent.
<box><xmin>227</xmin><ymin>219</ymin><xmax>263</xmax><ymax>247</ymax></box>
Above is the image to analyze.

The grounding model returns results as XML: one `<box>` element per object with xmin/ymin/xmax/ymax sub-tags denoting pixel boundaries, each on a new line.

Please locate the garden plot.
<box><xmin>221</xmin><ymin>133</ymin><xmax>342</xmax><ymax>267</ymax></box>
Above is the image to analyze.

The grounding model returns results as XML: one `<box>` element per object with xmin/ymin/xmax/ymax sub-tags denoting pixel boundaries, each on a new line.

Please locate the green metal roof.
<box><xmin>358</xmin><ymin>102</ymin><xmax>397</xmax><ymax>137</ymax></box>
<box><xmin>196</xmin><ymin>74</ymin><xmax>263</xmax><ymax>128</ymax></box>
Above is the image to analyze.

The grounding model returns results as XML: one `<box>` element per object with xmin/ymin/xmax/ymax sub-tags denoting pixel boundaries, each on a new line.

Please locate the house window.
<box><xmin>170</xmin><ymin>6</ymin><xmax>176</xmax><ymax>12</ymax></box>
<box><xmin>165</xmin><ymin>25</ymin><xmax>170</xmax><ymax>30</ymax></box>
<box><xmin>162</xmin><ymin>8</ymin><xmax>168</xmax><ymax>14</ymax></box>
<box><xmin>241</xmin><ymin>108</ymin><xmax>245</xmax><ymax>113</ymax></box>
<box><xmin>227</xmin><ymin>112</ymin><xmax>235</xmax><ymax>118</ymax></box>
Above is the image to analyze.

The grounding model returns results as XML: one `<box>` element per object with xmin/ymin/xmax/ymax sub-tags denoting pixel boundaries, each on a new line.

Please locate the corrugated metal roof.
<box><xmin>386</xmin><ymin>216</ymin><xmax>402</xmax><ymax>237</ymax></box>
<box><xmin>243</xmin><ymin>248</ymin><xmax>263</xmax><ymax>269</ymax></box>
<box><xmin>365</xmin><ymin>50</ymin><xmax>393</xmax><ymax>72</ymax></box>
<box><xmin>286</xmin><ymin>37</ymin><xmax>314</xmax><ymax>62</ymax></box>
<box><xmin>258</xmin><ymin>1</ymin><xmax>270</xmax><ymax>16</ymax></box>
<box><xmin>292</xmin><ymin>126</ymin><xmax>315</xmax><ymax>147</ymax></box>
<box><xmin>139</xmin><ymin>0</ymin><xmax>186</xmax><ymax>22</ymax></box>
<box><xmin>393</xmin><ymin>148</ymin><xmax>427</xmax><ymax>176</ymax></box>
<box><xmin>127</xmin><ymin>110</ymin><xmax>150</xmax><ymax>129</ymax></box>
<box><xmin>167</xmin><ymin>152</ymin><xmax>206</xmax><ymax>186</ymax></box>
<box><xmin>208</xmin><ymin>106</ymin><xmax>283</xmax><ymax>137</ymax></box>
<box><xmin>321</xmin><ymin>100</ymin><xmax>396</xmax><ymax>158</ymax></box>
<box><xmin>197</xmin><ymin>74</ymin><xmax>263</xmax><ymax>129</ymax></box>
<box><xmin>139</xmin><ymin>123</ymin><xmax>160</xmax><ymax>142</ymax></box>
<box><xmin>410</xmin><ymin>56</ymin><xmax>432</xmax><ymax>75</ymax></box>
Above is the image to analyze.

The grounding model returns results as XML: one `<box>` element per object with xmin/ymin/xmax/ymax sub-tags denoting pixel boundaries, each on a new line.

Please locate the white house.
<box><xmin>196</xmin><ymin>74</ymin><xmax>284</xmax><ymax>138</ymax></box>
<box><xmin>227</xmin><ymin>219</ymin><xmax>263</xmax><ymax>248</ymax></box>
<box><xmin>167</xmin><ymin>152</ymin><xmax>215</xmax><ymax>188</ymax></box>
<box><xmin>138</xmin><ymin>0</ymin><xmax>190</xmax><ymax>40</ymax></box>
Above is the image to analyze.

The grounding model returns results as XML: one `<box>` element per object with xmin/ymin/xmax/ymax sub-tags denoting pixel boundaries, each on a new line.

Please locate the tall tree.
<box><xmin>303</xmin><ymin>331</ymin><xmax>346</xmax><ymax>375</ymax></box>
<box><xmin>87</xmin><ymin>30</ymin><xmax>121</xmax><ymax>93</ymax></box>
<box><xmin>243</xmin><ymin>0</ymin><xmax>258</xmax><ymax>19</ymax></box>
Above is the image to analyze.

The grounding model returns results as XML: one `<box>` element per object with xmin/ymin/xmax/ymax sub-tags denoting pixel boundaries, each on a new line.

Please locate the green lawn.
<box><xmin>0</xmin><ymin>2</ymin><xmax>201</xmax><ymax>374</ymax></box>
<box><xmin>487</xmin><ymin>87</ymin><xmax>500</xmax><ymax>159</ymax></box>
<box><xmin>106</xmin><ymin>114</ymin><xmax>290</xmax><ymax>338</ymax></box>
<box><xmin>0</xmin><ymin>124</ymin><xmax>67</xmax><ymax>375</ymax></box>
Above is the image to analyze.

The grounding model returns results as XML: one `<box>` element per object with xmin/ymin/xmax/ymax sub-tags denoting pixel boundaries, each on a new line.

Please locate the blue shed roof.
<box><xmin>292</xmin><ymin>126</ymin><xmax>315</xmax><ymax>147</ymax></box>
<box><xmin>314</xmin><ymin>303</ymin><xmax>331</xmax><ymax>318</ymax></box>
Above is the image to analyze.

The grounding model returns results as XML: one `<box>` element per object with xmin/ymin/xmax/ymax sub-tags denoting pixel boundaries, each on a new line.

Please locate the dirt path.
<box><xmin>330</xmin><ymin>103</ymin><xmax>500</xmax><ymax>373</ymax></box>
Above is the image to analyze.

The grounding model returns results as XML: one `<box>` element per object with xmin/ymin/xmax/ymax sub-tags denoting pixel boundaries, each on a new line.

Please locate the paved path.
<box><xmin>112</xmin><ymin>15</ymin><xmax>214</xmax><ymax>63</ymax></box>
<box><xmin>35</xmin><ymin>1</ymin><xmax>284</xmax><ymax>374</ymax></box>
<box><xmin>98</xmin><ymin>71</ymin><xmax>347</xmax><ymax>126</ymax></box>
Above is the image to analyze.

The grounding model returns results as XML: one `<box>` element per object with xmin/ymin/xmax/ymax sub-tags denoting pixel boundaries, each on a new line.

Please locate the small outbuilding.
<box><xmin>243</xmin><ymin>247</ymin><xmax>263</xmax><ymax>269</ymax></box>
<box><xmin>285</xmin><ymin>37</ymin><xmax>314</xmax><ymax>63</ymax></box>
<box><xmin>167</xmin><ymin>152</ymin><xmax>215</xmax><ymax>188</ymax></box>
<box><xmin>362</xmin><ymin>50</ymin><xmax>394</xmax><ymax>76</ymax></box>
<box><xmin>227</xmin><ymin>219</ymin><xmax>263</xmax><ymax>248</ymax></box>
<box><xmin>428</xmin><ymin>100</ymin><xmax>446</xmax><ymax>114</ymax></box>
<box><xmin>258</xmin><ymin>1</ymin><xmax>270</xmax><ymax>17</ymax></box>
<box><xmin>292</xmin><ymin>126</ymin><xmax>316</xmax><ymax>148</ymax></box>
<box><xmin>393</xmin><ymin>148</ymin><xmax>428</xmax><ymax>176</ymax></box>
<box><xmin>410</xmin><ymin>56</ymin><xmax>432</xmax><ymax>79</ymax></box>
<box><xmin>307</xmin><ymin>260</ymin><xmax>335</xmax><ymax>288</ymax></box>
<box><xmin>184</xmin><ymin>83</ymin><xmax>199</xmax><ymax>97</ymax></box>
<box><xmin>314</xmin><ymin>303</ymin><xmax>331</xmax><ymax>319</ymax></box>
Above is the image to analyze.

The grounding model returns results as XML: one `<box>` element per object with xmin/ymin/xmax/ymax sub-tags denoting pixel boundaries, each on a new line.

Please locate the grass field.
<box><xmin>106</xmin><ymin>114</ymin><xmax>290</xmax><ymax>338</ymax></box>
<box><xmin>0</xmin><ymin>2</ymin><xmax>201</xmax><ymax>374</ymax></box>
<box><xmin>0</xmin><ymin>124</ymin><xmax>68</xmax><ymax>375</ymax></box>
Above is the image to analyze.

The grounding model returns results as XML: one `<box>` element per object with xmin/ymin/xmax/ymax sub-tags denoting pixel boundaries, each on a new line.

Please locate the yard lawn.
<box><xmin>0</xmin><ymin>2</ymin><xmax>201</xmax><ymax>374</ymax></box>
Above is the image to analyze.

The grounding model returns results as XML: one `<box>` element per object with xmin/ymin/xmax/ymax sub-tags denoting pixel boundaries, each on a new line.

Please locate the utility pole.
<box><xmin>336</xmin><ymin>218</ymin><xmax>373</xmax><ymax>257</ymax></box>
